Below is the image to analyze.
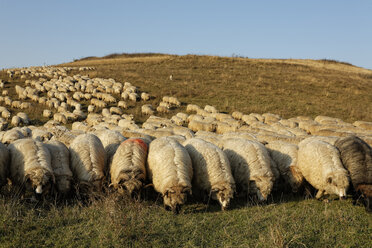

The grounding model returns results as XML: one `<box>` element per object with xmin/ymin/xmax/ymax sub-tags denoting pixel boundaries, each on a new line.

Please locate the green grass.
<box><xmin>0</xmin><ymin>192</ymin><xmax>371</xmax><ymax>248</ymax></box>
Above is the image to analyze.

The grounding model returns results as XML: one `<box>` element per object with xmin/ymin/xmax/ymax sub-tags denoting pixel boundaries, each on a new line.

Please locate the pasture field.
<box><xmin>0</xmin><ymin>54</ymin><xmax>371</xmax><ymax>247</ymax></box>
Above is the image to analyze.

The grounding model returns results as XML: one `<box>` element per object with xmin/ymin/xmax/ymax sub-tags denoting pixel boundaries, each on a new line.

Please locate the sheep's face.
<box><xmin>324</xmin><ymin>174</ymin><xmax>349</xmax><ymax>199</ymax></box>
<box><xmin>163</xmin><ymin>186</ymin><xmax>190</xmax><ymax>214</ymax></box>
<box><xmin>117</xmin><ymin>170</ymin><xmax>145</xmax><ymax>195</ymax></box>
<box><xmin>251</xmin><ymin>178</ymin><xmax>273</xmax><ymax>201</ymax></box>
<box><xmin>56</xmin><ymin>176</ymin><xmax>72</xmax><ymax>195</ymax></box>
<box><xmin>25</xmin><ymin>170</ymin><xmax>54</xmax><ymax>196</ymax></box>
<box><xmin>288</xmin><ymin>166</ymin><xmax>304</xmax><ymax>193</ymax></box>
<box><xmin>211</xmin><ymin>187</ymin><xmax>234</xmax><ymax>211</ymax></box>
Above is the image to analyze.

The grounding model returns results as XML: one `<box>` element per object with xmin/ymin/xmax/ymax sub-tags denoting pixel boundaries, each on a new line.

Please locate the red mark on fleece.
<box><xmin>122</xmin><ymin>138</ymin><xmax>148</xmax><ymax>152</ymax></box>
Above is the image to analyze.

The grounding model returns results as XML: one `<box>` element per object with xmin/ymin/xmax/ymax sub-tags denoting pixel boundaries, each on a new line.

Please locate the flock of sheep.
<box><xmin>0</xmin><ymin>66</ymin><xmax>371</xmax><ymax>213</ymax></box>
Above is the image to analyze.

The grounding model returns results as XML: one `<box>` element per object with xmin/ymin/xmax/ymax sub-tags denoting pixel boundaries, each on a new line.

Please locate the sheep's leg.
<box><xmin>315</xmin><ymin>190</ymin><xmax>325</xmax><ymax>200</ymax></box>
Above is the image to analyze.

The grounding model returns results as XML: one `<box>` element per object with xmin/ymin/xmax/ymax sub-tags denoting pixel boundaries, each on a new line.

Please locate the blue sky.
<box><xmin>1</xmin><ymin>1</ymin><xmax>371</xmax><ymax>69</ymax></box>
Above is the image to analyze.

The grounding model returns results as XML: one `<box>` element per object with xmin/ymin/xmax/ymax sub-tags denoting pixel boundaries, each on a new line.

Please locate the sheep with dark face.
<box><xmin>9</xmin><ymin>138</ymin><xmax>55</xmax><ymax>197</ymax></box>
<box><xmin>0</xmin><ymin>142</ymin><xmax>9</xmax><ymax>188</ymax></box>
<box><xmin>147</xmin><ymin>137</ymin><xmax>193</xmax><ymax>213</ymax></box>
<box><xmin>335</xmin><ymin>136</ymin><xmax>372</xmax><ymax>211</ymax></box>
<box><xmin>110</xmin><ymin>138</ymin><xmax>148</xmax><ymax>195</ymax></box>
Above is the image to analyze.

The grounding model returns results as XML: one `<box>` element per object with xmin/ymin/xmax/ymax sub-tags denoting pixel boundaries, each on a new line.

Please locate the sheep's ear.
<box><xmin>327</xmin><ymin>177</ymin><xmax>332</xmax><ymax>184</ymax></box>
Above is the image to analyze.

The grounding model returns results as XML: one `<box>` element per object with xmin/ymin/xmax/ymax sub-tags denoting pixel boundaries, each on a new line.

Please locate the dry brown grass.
<box><xmin>61</xmin><ymin>54</ymin><xmax>372</xmax><ymax>123</ymax></box>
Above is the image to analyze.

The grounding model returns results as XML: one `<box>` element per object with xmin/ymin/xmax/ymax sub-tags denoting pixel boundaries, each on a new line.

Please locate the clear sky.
<box><xmin>1</xmin><ymin>1</ymin><xmax>371</xmax><ymax>69</ymax></box>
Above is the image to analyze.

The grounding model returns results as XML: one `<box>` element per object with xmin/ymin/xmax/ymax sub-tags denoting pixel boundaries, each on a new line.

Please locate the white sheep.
<box><xmin>266</xmin><ymin>141</ymin><xmax>304</xmax><ymax>193</ymax></box>
<box><xmin>221</xmin><ymin>138</ymin><xmax>275</xmax><ymax>201</ymax></box>
<box><xmin>45</xmin><ymin>140</ymin><xmax>73</xmax><ymax>196</ymax></box>
<box><xmin>9</xmin><ymin>138</ymin><xmax>55</xmax><ymax>196</ymax></box>
<box><xmin>93</xmin><ymin>129</ymin><xmax>126</xmax><ymax>173</ymax></box>
<box><xmin>110</xmin><ymin>138</ymin><xmax>148</xmax><ymax>195</ymax></box>
<box><xmin>69</xmin><ymin>134</ymin><xmax>106</xmax><ymax>194</ymax></box>
<box><xmin>298</xmin><ymin>137</ymin><xmax>349</xmax><ymax>199</ymax></box>
<box><xmin>147</xmin><ymin>137</ymin><xmax>193</xmax><ymax>213</ymax></box>
<box><xmin>183</xmin><ymin>138</ymin><xmax>235</xmax><ymax>210</ymax></box>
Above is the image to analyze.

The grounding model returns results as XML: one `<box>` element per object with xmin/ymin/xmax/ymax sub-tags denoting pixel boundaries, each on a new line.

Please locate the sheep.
<box><xmin>156</xmin><ymin>105</ymin><xmax>169</xmax><ymax>114</ymax></box>
<box><xmin>221</xmin><ymin>138</ymin><xmax>275</xmax><ymax>201</ymax></box>
<box><xmin>118</xmin><ymin>101</ymin><xmax>128</xmax><ymax>109</ymax></box>
<box><xmin>265</xmin><ymin>141</ymin><xmax>304</xmax><ymax>193</ymax></box>
<box><xmin>0</xmin><ymin>142</ymin><xmax>10</xmax><ymax>188</ymax></box>
<box><xmin>2</xmin><ymin>128</ymin><xmax>25</xmax><ymax>144</ymax></box>
<box><xmin>186</xmin><ymin>104</ymin><xmax>201</xmax><ymax>113</ymax></box>
<box><xmin>232</xmin><ymin>111</ymin><xmax>243</xmax><ymax>120</ymax></box>
<box><xmin>334</xmin><ymin>136</ymin><xmax>372</xmax><ymax>211</ymax></box>
<box><xmin>54</xmin><ymin>113</ymin><xmax>67</xmax><ymax>124</ymax></box>
<box><xmin>147</xmin><ymin>137</ymin><xmax>193</xmax><ymax>213</ymax></box>
<box><xmin>204</xmin><ymin>105</ymin><xmax>218</xmax><ymax>113</ymax></box>
<box><xmin>110</xmin><ymin>107</ymin><xmax>122</xmax><ymax>115</ymax></box>
<box><xmin>31</xmin><ymin>128</ymin><xmax>52</xmax><ymax>142</ymax></box>
<box><xmin>45</xmin><ymin>140</ymin><xmax>73</xmax><ymax>196</ymax></box>
<box><xmin>188</xmin><ymin>120</ymin><xmax>216</xmax><ymax>132</ymax></box>
<box><xmin>69</xmin><ymin>134</ymin><xmax>106</xmax><ymax>193</ymax></box>
<box><xmin>11</xmin><ymin>116</ymin><xmax>22</xmax><ymax>127</ymax></box>
<box><xmin>297</xmin><ymin>137</ymin><xmax>349</xmax><ymax>199</ymax></box>
<box><xmin>141</xmin><ymin>92</ymin><xmax>150</xmax><ymax>101</ymax></box>
<box><xmin>93</xmin><ymin>129</ymin><xmax>126</xmax><ymax>173</ymax></box>
<box><xmin>17</xmin><ymin>112</ymin><xmax>30</xmax><ymax>125</ymax></box>
<box><xmin>9</xmin><ymin>138</ymin><xmax>54</xmax><ymax>196</ymax></box>
<box><xmin>142</xmin><ymin>104</ymin><xmax>155</xmax><ymax>115</ymax></box>
<box><xmin>110</xmin><ymin>138</ymin><xmax>148</xmax><ymax>195</ymax></box>
<box><xmin>183</xmin><ymin>138</ymin><xmax>235</xmax><ymax>210</ymax></box>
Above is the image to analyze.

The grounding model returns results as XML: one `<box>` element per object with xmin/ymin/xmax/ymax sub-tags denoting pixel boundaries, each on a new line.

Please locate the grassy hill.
<box><xmin>62</xmin><ymin>53</ymin><xmax>372</xmax><ymax>123</ymax></box>
<box><xmin>0</xmin><ymin>53</ymin><xmax>371</xmax><ymax>247</ymax></box>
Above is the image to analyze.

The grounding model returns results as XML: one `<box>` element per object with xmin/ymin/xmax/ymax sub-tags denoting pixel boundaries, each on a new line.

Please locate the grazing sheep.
<box><xmin>110</xmin><ymin>138</ymin><xmax>148</xmax><ymax>195</ymax></box>
<box><xmin>118</xmin><ymin>101</ymin><xmax>128</xmax><ymax>109</ymax></box>
<box><xmin>298</xmin><ymin>138</ymin><xmax>349</xmax><ymax>199</ymax></box>
<box><xmin>147</xmin><ymin>137</ymin><xmax>193</xmax><ymax>213</ymax></box>
<box><xmin>11</xmin><ymin>116</ymin><xmax>22</xmax><ymax>127</ymax></box>
<box><xmin>0</xmin><ymin>142</ymin><xmax>10</xmax><ymax>188</ymax></box>
<box><xmin>45</xmin><ymin>140</ymin><xmax>73</xmax><ymax>196</ymax></box>
<box><xmin>69</xmin><ymin>134</ymin><xmax>106</xmax><ymax>193</ymax></box>
<box><xmin>232</xmin><ymin>111</ymin><xmax>243</xmax><ymax>120</ymax></box>
<box><xmin>188</xmin><ymin>120</ymin><xmax>216</xmax><ymax>132</ymax></box>
<box><xmin>156</xmin><ymin>105</ymin><xmax>169</xmax><ymax>114</ymax></box>
<box><xmin>43</xmin><ymin>109</ymin><xmax>53</xmax><ymax>118</ymax></box>
<box><xmin>266</xmin><ymin>141</ymin><xmax>304</xmax><ymax>192</ymax></box>
<box><xmin>141</xmin><ymin>92</ymin><xmax>150</xmax><ymax>101</ymax></box>
<box><xmin>184</xmin><ymin>138</ymin><xmax>235</xmax><ymax>210</ymax></box>
<box><xmin>2</xmin><ymin>128</ymin><xmax>25</xmax><ymax>144</ymax></box>
<box><xmin>93</xmin><ymin>129</ymin><xmax>126</xmax><ymax>173</ymax></box>
<box><xmin>142</xmin><ymin>104</ymin><xmax>155</xmax><ymax>115</ymax></box>
<box><xmin>334</xmin><ymin>136</ymin><xmax>372</xmax><ymax>211</ymax></box>
<box><xmin>204</xmin><ymin>105</ymin><xmax>218</xmax><ymax>113</ymax></box>
<box><xmin>54</xmin><ymin>113</ymin><xmax>67</xmax><ymax>124</ymax></box>
<box><xmin>221</xmin><ymin>138</ymin><xmax>275</xmax><ymax>201</ymax></box>
<box><xmin>17</xmin><ymin>112</ymin><xmax>30</xmax><ymax>125</ymax></box>
<box><xmin>9</xmin><ymin>138</ymin><xmax>54</xmax><ymax>196</ymax></box>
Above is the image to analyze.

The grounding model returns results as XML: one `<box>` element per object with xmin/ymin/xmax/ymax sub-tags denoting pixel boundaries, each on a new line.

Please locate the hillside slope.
<box><xmin>62</xmin><ymin>53</ymin><xmax>372</xmax><ymax>123</ymax></box>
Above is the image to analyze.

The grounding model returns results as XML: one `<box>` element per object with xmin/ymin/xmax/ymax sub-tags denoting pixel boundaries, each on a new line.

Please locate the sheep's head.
<box><xmin>56</xmin><ymin>176</ymin><xmax>73</xmax><ymax>195</ymax></box>
<box><xmin>25</xmin><ymin>169</ymin><xmax>55</xmax><ymax>196</ymax></box>
<box><xmin>116</xmin><ymin>169</ymin><xmax>145</xmax><ymax>196</ymax></box>
<box><xmin>163</xmin><ymin>186</ymin><xmax>191</xmax><ymax>214</ymax></box>
<box><xmin>288</xmin><ymin>166</ymin><xmax>304</xmax><ymax>193</ymax></box>
<box><xmin>250</xmin><ymin>177</ymin><xmax>273</xmax><ymax>202</ymax></box>
<box><xmin>324</xmin><ymin>173</ymin><xmax>349</xmax><ymax>199</ymax></box>
<box><xmin>211</xmin><ymin>185</ymin><xmax>235</xmax><ymax>211</ymax></box>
